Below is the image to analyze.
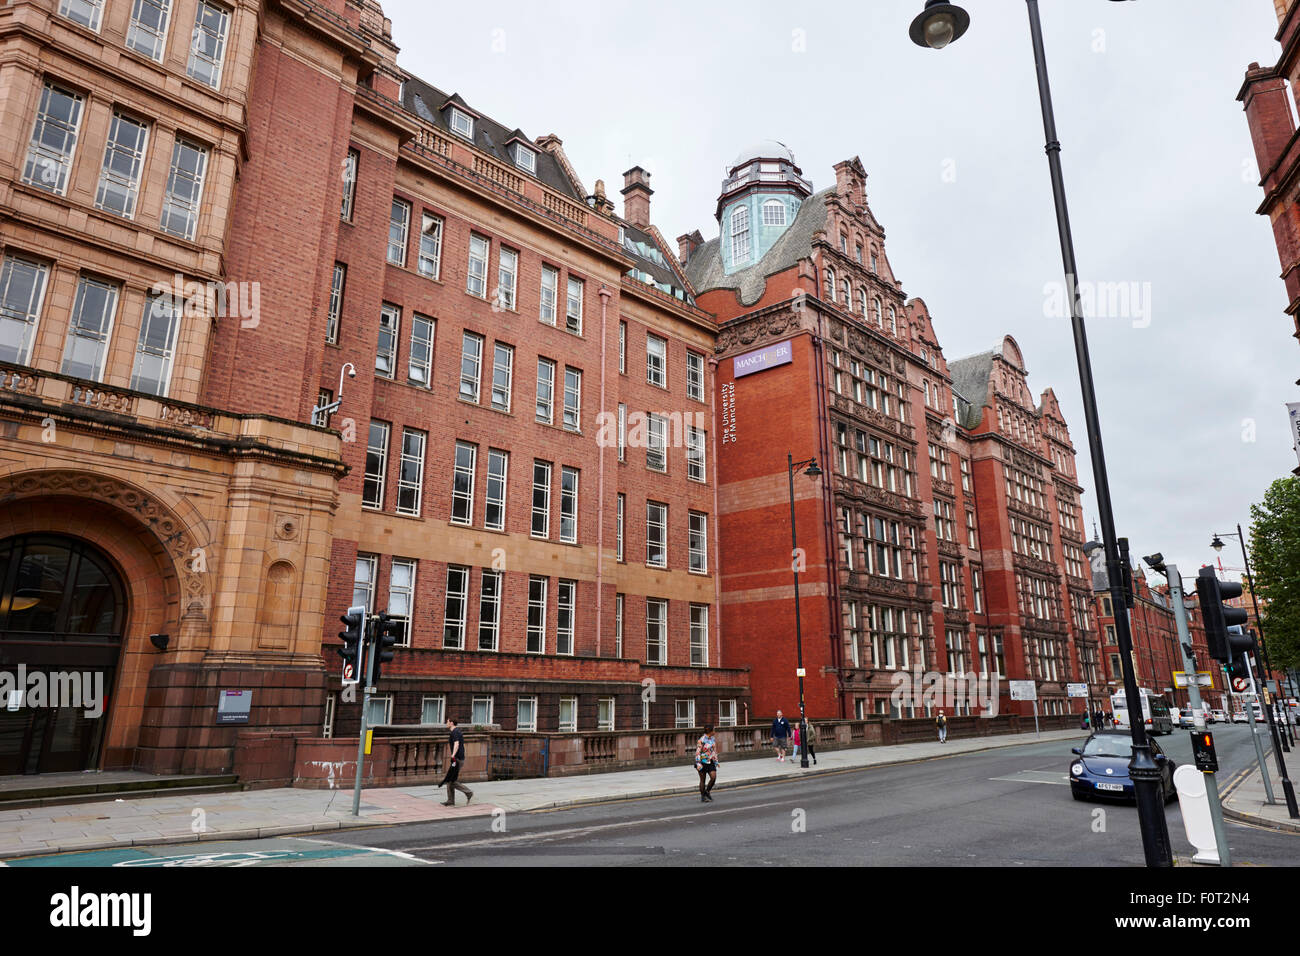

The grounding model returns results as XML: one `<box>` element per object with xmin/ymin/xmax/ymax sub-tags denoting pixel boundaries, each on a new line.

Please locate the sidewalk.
<box><xmin>1221</xmin><ymin>760</ymin><xmax>1300</xmax><ymax>834</ymax></box>
<box><xmin>0</xmin><ymin>728</ymin><xmax>1085</xmax><ymax>859</ymax></box>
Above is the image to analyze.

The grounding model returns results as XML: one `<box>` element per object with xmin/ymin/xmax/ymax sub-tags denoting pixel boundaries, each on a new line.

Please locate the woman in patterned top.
<box><xmin>695</xmin><ymin>723</ymin><xmax>719</xmax><ymax>802</ymax></box>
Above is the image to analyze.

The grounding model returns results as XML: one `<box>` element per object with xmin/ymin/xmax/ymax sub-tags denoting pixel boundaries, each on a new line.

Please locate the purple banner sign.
<box><xmin>733</xmin><ymin>340</ymin><xmax>793</xmax><ymax>378</ymax></box>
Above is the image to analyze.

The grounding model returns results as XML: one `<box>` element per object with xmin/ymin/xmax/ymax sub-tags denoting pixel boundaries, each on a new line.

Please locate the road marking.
<box><xmin>297</xmin><ymin>837</ymin><xmax>436</xmax><ymax>864</ymax></box>
<box><xmin>406</xmin><ymin>799</ymin><xmax>791</xmax><ymax>852</ymax></box>
<box><xmin>989</xmin><ymin>770</ymin><xmax>1070</xmax><ymax>786</ymax></box>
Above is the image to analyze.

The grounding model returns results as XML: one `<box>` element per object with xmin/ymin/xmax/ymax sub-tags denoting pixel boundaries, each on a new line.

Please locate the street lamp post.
<box><xmin>787</xmin><ymin>453</ymin><xmax>823</xmax><ymax>771</ymax></box>
<box><xmin>909</xmin><ymin>0</ymin><xmax>1173</xmax><ymax>866</ymax></box>
<box><xmin>1212</xmin><ymin>528</ymin><xmax>1300</xmax><ymax>818</ymax></box>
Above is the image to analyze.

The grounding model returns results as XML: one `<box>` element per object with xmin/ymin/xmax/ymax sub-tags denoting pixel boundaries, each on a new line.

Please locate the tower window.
<box><xmin>762</xmin><ymin>199</ymin><xmax>786</xmax><ymax>226</ymax></box>
<box><xmin>731</xmin><ymin>205</ymin><xmax>751</xmax><ymax>263</ymax></box>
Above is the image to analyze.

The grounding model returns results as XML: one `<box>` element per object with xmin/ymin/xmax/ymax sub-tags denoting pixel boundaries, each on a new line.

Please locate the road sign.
<box><xmin>1066</xmin><ymin>682</ymin><xmax>1088</xmax><ymax>698</ymax></box>
<box><xmin>1009</xmin><ymin>680</ymin><xmax>1037</xmax><ymax>701</ymax></box>
<box><xmin>1232</xmin><ymin>676</ymin><xmax>1250</xmax><ymax>693</ymax></box>
<box><xmin>1173</xmin><ymin>671</ymin><xmax>1212</xmax><ymax>688</ymax></box>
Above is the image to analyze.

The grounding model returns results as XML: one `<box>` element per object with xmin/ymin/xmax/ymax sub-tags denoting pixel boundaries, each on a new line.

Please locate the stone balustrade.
<box><xmin>239</xmin><ymin>712</ymin><xmax>1084</xmax><ymax>788</ymax></box>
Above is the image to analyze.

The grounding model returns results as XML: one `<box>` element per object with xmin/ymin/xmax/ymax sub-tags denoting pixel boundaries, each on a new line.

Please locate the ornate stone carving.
<box><xmin>275</xmin><ymin>512</ymin><xmax>301</xmax><ymax>541</ymax></box>
<box><xmin>0</xmin><ymin>470</ymin><xmax>208</xmax><ymax>599</ymax></box>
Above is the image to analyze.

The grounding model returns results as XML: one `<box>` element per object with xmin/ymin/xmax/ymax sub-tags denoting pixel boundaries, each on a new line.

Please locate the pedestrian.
<box><xmin>804</xmin><ymin>718</ymin><xmax>818</xmax><ymax>765</ymax></box>
<box><xmin>791</xmin><ymin>721</ymin><xmax>801</xmax><ymax>759</ymax></box>
<box><xmin>936</xmin><ymin>711</ymin><xmax>948</xmax><ymax>743</ymax></box>
<box><xmin>771</xmin><ymin>710</ymin><xmax>791</xmax><ymax>762</ymax></box>
<box><xmin>437</xmin><ymin>717</ymin><xmax>474</xmax><ymax>806</ymax></box>
<box><xmin>695</xmin><ymin>723</ymin><xmax>719</xmax><ymax>802</ymax></box>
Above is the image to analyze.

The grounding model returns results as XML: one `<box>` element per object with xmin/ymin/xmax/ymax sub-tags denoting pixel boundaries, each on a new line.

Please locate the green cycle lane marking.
<box><xmin>8</xmin><ymin>845</ymin><xmax>367</xmax><ymax>867</ymax></box>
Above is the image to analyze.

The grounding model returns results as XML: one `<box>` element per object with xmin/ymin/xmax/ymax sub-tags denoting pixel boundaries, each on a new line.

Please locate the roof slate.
<box><xmin>402</xmin><ymin>74</ymin><xmax>583</xmax><ymax>201</ymax></box>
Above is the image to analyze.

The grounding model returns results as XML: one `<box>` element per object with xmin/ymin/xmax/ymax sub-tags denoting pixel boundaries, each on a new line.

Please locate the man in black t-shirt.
<box><xmin>438</xmin><ymin>717</ymin><xmax>474</xmax><ymax>806</ymax></box>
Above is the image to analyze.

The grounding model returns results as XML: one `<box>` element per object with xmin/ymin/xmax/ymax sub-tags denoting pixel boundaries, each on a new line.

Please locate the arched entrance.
<box><xmin>0</xmin><ymin>534</ymin><xmax>126</xmax><ymax>774</ymax></box>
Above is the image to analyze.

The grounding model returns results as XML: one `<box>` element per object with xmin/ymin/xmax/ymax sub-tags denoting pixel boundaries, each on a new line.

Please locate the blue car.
<box><xmin>1069</xmin><ymin>730</ymin><xmax>1177</xmax><ymax>803</ymax></box>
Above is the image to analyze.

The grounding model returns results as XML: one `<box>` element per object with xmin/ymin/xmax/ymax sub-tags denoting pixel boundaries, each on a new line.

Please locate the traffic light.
<box><xmin>1118</xmin><ymin>538</ymin><xmax>1136</xmax><ymax>609</ymax></box>
<box><xmin>1195</xmin><ymin>567</ymin><xmax>1249</xmax><ymax>662</ymax></box>
<box><xmin>371</xmin><ymin>613</ymin><xmax>402</xmax><ymax>683</ymax></box>
<box><xmin>1224</xmin><ymin>626</ymin><xmax>1255</xmax><ymax>680</ymax></box>
<box><xmin>338</xmin><ymin>605</ymin><xmax>365</xmax><ymax>684</ymax></box>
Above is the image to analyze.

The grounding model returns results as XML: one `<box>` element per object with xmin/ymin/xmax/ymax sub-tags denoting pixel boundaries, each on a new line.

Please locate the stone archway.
<box><xmin>0</xmin><ymin>469</ymin><xmax>215</xmax><ymax>771</ymax></box>
<box><xmin>0</xmin><ymin>470</ymin><xmax>213</xmax><ymax>619</ymax></box>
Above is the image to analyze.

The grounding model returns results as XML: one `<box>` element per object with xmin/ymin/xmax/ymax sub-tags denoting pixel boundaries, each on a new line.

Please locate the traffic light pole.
<box><xmin>352</xmin><ymin>616</ymin><xmax>376</xmax><ymax>818</ymax></box>
<box><xmin>1166</xmin><ymin>565</ymin><xmax>1229</xmax><ymax>866</ymax></box>
<box><xmin>1243</xmin><ymin>655</ymin><xmax>1276</xmax><ymax>806</ymax></box>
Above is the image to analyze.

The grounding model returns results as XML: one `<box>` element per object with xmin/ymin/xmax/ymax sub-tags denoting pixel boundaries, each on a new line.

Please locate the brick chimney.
<box><xmin>677</xmin><ymin>230</ymin><xmax>704</xmax><ymax>264</ymax></box>
<box><xmin>621</xmin><ymin>166</ymin><xmax>653</xmax><ymax>228</ymax></box>
<box><xmin>1238</xmin><ymin>63</ymin><xmax>1295</xmax><ymax>191</ymax></box>
<box><xmin>833</xmin><ymin>157</ymin><xmax>868</xmax><ymax>208</ymax></box>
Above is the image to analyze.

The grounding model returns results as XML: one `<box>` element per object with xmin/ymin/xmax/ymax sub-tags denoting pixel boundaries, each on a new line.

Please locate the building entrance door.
<box><xmin>0</xmin><ymin>535</ymin><xmax>124</xmax><ymax>775</ymax></box>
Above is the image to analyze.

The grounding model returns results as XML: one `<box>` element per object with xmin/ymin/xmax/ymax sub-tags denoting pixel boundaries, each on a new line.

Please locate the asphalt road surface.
<box><xmin>11</xmin><ymin>724</ymin><xmax>1296</xmax><ymax>867</ymax></box>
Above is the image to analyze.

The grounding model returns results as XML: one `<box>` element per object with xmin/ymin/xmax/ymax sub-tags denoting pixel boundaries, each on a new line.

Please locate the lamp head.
<box><xmin>909</xmin><ymin>1</ymin><xmax>970</xmax><ymax>50</ymax></box>
<box><xmin>805</xmin><ymin>459</ymin><xmax>823</xmax><ymax>478</ymax></box>
<box><xmin>1210</xmin><ymin>535</ymin><xmax>1225</xmax><ymax>553</ymax></box>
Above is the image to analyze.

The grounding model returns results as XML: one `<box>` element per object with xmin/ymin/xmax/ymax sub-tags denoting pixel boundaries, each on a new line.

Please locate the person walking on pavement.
<box><xmin>804</xmin><ymin>718</ymin><xmax>818</xmax><ymax>765</ymax></box>
<box><xmin>437</xmin><ymin>717</ymin><xmax>474</xmax><ymax>806</ymax></box>
<box><xmin>936</xmin><ymin>711</ymin><xmax>948</xmax><ymax>743</ymax></box>
<box><xmin>695</xmin><ymin>723</ymin><xmax>719</xmax><ymax>802</ymax></box>
<box><xmin>791</xmin><ymin>721</ymin><xmax>801</xmax><ymax>759</ymax></box>
<box><xmin>772</xmin><ymin>710</ymin><xmax>791</xmax><ymax>762</ymax></box>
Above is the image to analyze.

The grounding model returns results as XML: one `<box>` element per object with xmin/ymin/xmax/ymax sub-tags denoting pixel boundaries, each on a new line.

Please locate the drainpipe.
<box><xmin>596</xmin><ymin>285</ymin><xmax>612</xmax><ymax>658</ymax></box>
<box><xmin>709</xmin><ymin>357</ymin><xmax>723</xmax><ymax>670</ymax></box>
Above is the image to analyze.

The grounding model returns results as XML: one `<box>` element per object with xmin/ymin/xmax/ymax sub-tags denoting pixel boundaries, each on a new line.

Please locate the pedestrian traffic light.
<box><xmin>371</xmin><ymin>613</ymin><xmax>401</xmax><ymax>683</ymax></box>
<box><xmin>1195</xmin><ymin>567</ymin><xmax>1249</xmax><ymax>662</ymax></box>
<box><xmin>338</xmin><ymin>604</ymin><xmax>366</xmax><ymax>684</ymax></box>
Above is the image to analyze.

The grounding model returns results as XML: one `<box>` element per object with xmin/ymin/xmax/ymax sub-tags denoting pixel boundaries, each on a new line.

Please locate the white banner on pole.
<box><xmin>1289</xmin><ymin>402</ymin><xmax>1300</xmax><ymax>468</ymax></box>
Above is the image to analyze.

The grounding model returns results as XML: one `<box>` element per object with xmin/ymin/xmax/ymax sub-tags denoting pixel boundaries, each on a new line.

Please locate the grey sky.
<box><xmin>383</xmin><ymin>0</ymin><xmax>1294</xmax><ymax>581</ymax></box>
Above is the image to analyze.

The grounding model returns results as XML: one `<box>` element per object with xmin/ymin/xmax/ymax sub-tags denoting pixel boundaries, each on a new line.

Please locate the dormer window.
<box><xmin>512</xmin><ymin>142</ymin><xmax>536</xmax><ymax>173</ymax></box>
<box><xmin>450</xmin><ymin>108</ymin><xmax>473</xmax><ymax>139</ymax></box>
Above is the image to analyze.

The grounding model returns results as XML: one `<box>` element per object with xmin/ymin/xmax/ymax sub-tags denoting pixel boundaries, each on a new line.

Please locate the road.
<box><xmin>9</xmin><ymin>724</ymin><xmax>1295</xmax><ymax>867</ymax></box>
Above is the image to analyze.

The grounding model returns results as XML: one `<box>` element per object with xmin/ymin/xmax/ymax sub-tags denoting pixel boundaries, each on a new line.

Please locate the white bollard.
<box><xmin>1173</xmin><ymin>764</ymin><xmax>1218</xmax><ymax>865</ymax></box>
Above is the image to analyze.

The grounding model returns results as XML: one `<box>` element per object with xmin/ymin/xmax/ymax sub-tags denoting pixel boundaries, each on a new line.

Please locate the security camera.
<box><xmin>347</xmin><ymin>367</ymin><xmax>356</xmax><ymax>379</ymax></box>
<box><xmin>1143</xmin><ymin>553</ymin><xmax>1166</xmax><ymax>575</ymax></box>
<box><xmin>150</xmin><ymin>633</ymin><xmax>170</xmax><ymax>652</ymax></box>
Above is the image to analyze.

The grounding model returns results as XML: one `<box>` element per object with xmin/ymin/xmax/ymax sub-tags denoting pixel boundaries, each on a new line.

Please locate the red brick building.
<box><xmin>0</xmin><ymin>0</ymin><xmax>1114</xmax><ymax>779</ymax></box>
<box><xmin>684</xmin><ymin>147</ymin><xmax>1101</xmax><ymax>722</ymax></box>
<box><xmin>1240</xmin><ymin>0</ymin><xmax>1300</xmax><ymax>349</ymax></box>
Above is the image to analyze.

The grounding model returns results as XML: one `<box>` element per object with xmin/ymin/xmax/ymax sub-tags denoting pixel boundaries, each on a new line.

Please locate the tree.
<box><xmin>1249</xmin><ymin>477</ymin><xmax>1300</xmax><ymax>672</ymax></box>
